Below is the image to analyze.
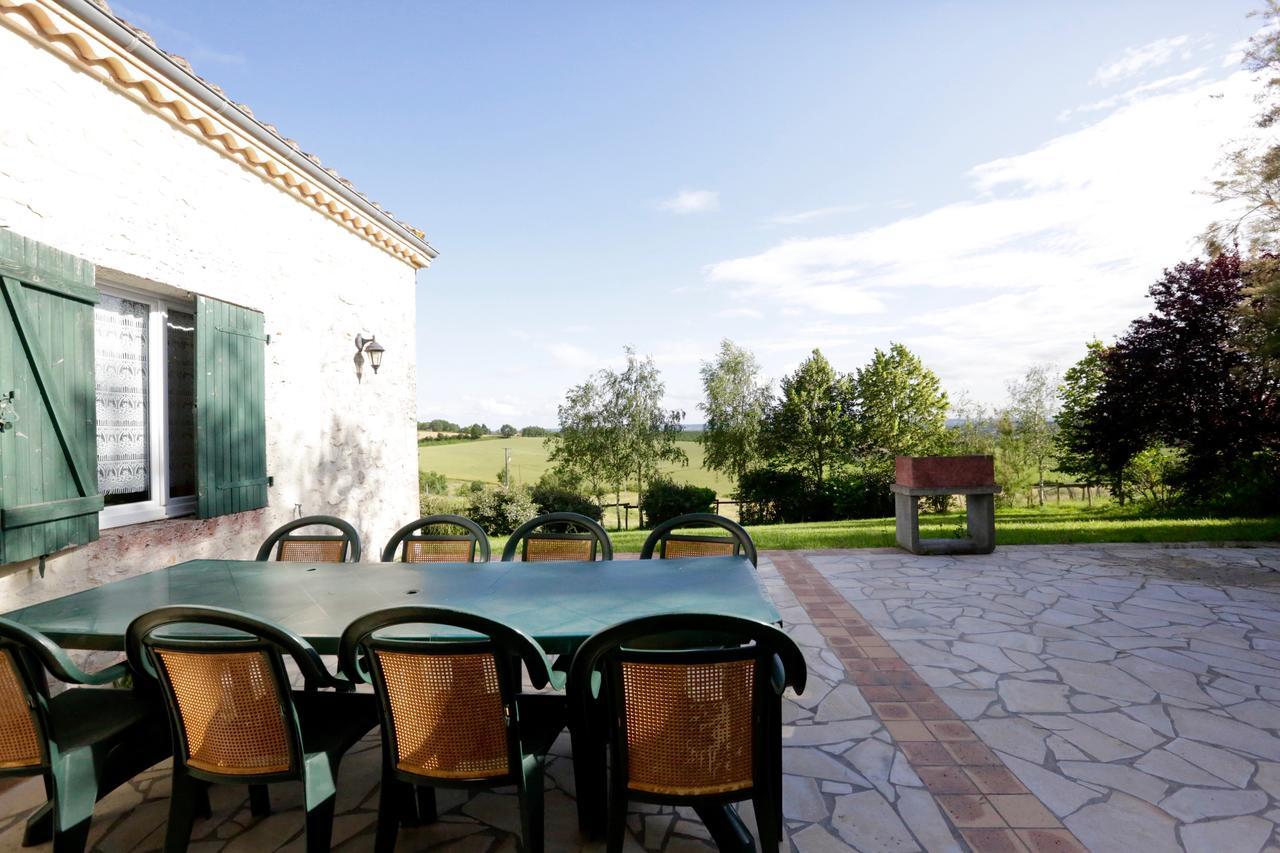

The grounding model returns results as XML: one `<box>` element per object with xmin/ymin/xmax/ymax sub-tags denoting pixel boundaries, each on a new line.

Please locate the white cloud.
<box><xmin>1059</xmin><ymin>68</ymin><xmax>1206</xmax><ymax>121</ymax></box>
<box><xmin>714</xmin><ymin>306</ymin><xmax>764</xmax><ymax>319</ymax></box>
<box><xmin>768</xmin><ymin>205</ymin><xmax>865</xmax><ymax>225</ymax></box>
<box><xmin>658</xmin><ymin>189</ymin><xmax>720</xmax><ymax>214</ymax></box>
<box><xmin>1092</xmin><ymin>35</ymin><xmax>1190</xmax><ymax>86</ymax></box>
<box><xmin>706</xmin><ymin>63</ymin><xmax>1268</xmax><ymax>405</ymax></box>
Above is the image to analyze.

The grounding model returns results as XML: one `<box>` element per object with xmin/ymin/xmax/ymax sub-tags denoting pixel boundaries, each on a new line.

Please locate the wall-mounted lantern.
<box><xmin>354</xmin><ymin>333</ymin><xmax>386</xmax><ymax>381</ymax></box>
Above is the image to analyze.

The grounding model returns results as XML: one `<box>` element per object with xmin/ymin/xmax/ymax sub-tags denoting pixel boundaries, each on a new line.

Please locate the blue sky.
<box><xmin>117</xmin><ymin>1</ymin><xmax>1264</xmax><ymax>426</ymax></box>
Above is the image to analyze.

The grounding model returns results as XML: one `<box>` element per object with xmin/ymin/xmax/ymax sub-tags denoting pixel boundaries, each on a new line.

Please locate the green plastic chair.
<box><xmin>567</xmin><ymin>613</ymin><xmax>806</xmax><ymax>851</ymax></box>
<box><xmin>0</xmin><ymin>617</ymin><xmax>169</xmax><ymax>853</ymax></box>
<box><xmin>639</xmin><ymin>513</ymin><xmax>758</xmax><ymax>566</ymax></box>
<box><xmin>381</xmin><ymin>514</ymin><xmax>491</xmax><ymax>563</ymax></box>
<box><xmin>339</xmin><ymin>606</ymin><xmax>567</xmax><ymax>853</ymax></box>
<box><xmin>501</xmin><ymin>512</ymin><xmax>613</xmax><ymax>562</ymax></box>
<box><xmin>256</xmin><ymin>515</ymin><xmax>362</xmax><ymax>563</ymax></box>
<box><xmin>125</xmin><ymin>606</ymin><xmax>377</xmax><ymax>853</ymax></box>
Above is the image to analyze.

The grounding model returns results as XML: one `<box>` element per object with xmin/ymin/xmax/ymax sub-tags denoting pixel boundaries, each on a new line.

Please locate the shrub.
<box><xmin>419</xmin><ymin>492</ymin><xmax>464</xmax><ymax>518</ymax></box>
<box><xmin>1123</xmin><ymin>445</ymin><xmax>1185</xmax><ymax>509</ymax></box>
<box><xmin>465</xmin><ymin>486</ymin><xmax>537</xmax><ymax>535</ymax></box>
<box><xmin>825</xmin><ymin>470</ymin><xmax>894</xmax><ymax>519</ymax></box>
<box><xmin>641</xmin><ymin>477</ymin><xmax>716</xmax><ymax>527</ymax></box>
<box><xmin>531</xmin><ymin>482</ymin><xmax>602</xmax><ymax>521</ymax></box>
<box><xmin>467</xmin><ymin>480</ymin><xmax>486</xmax><ymax>494</ymax></box>
<box><xmin>737</xmin><ymin>469</ymin><xmax>825</xmax><ymax>524</ymax></box>
<box><xmin>521</xmin><ymin>426</ymin><xmax>549</xmax><ymax>437</ymax></box>
<box><xmin>419</xmin><ymin>469</ymin><xmax>449</xmax><ymax>496</ymax></box>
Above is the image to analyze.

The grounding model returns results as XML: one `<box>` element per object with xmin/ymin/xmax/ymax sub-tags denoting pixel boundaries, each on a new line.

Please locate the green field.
<box><xmin>419</xmin><ymin>435</ymin><xmax>734</xmax><ymax>497</ymax></box>
<box><xmin>458</xmin><ymin>506</ymin><xmax>1279</xmax><ymax>553</ymax></box>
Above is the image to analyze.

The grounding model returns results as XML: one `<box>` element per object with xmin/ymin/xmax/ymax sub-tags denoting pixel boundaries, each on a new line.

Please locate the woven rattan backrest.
<box><xmin>523</xmin><ymin>534</ymin><xmax>594</xmax><ymax>563</ymax></box>
<box><xmin>405</xmin><ymin>538</ymin><xmax>475</xmax><ymax>563</ymax></box>
<box><xmin>374</xmin><ymin>648</ymin><xmax>510</xmax><ymax>780</ymax></box>
<box><xmin>155</xmin><ymin>648</ymin><xmax>294</xmax><ymax>776</ymax></box>
<box><xmin>661</xmin><ymin>536</ymin><xmax>738</xmax><ymax>560</ymax></box>
<box><xmin>618</xmin><ymin>655</ymin><xmax>755</xmax><ymax>797</ymax></box>
<box><xmin>0</xmin><ymin>650</ymin><xmax>42</xmax><ymax>770</ymax></box>
<box><xmin>277</xmin><ymin>539</ymin><xmax>347</xmax><ymax>563</ymax></box>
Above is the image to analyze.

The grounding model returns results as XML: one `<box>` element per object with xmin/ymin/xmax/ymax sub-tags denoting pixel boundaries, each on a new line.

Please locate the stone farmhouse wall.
<box><xmin>0</xmin><ymin>24</ymin><xmax>420</xmax><ymax>609</ymax></box>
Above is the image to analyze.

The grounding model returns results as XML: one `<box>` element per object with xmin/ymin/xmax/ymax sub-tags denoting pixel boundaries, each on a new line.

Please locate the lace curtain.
<box><xmin>95</xmin><ymin>294</ymin><xmax>150</xmax><ymax>498</ymax></box>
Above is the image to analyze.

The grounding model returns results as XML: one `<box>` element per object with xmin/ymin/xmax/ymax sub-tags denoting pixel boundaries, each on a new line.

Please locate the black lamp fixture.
<box><xmin>354</xmin><ymin>333</ymin><xmax>386</xmax><ymax>380</ymax></box>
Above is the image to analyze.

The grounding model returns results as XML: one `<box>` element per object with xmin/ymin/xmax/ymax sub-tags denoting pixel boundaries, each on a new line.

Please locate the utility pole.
<box><xmin>503</xmin><ymin>447</ymin><xmax>511</xmax><ymax>489</ymax></box>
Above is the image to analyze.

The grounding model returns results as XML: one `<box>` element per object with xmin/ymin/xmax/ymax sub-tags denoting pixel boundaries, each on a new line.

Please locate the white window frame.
<box><xmin>95</xmin><ymin>278</ymin><xmax>197</xmax><ymax>529</ymax></box>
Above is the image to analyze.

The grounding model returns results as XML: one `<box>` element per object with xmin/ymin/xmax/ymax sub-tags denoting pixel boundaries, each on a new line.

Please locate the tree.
<box><xmin>546</xmin><ymin>347</ymin><xmax>686</xmax><ymax>526</ymax></box>
<box><xmin>699</xmin><ymin>340</ymin><xmax>771</xmax><ymax>486</ymax></box>
<box><xmin>520</xmin><ymin>426</ymin><xmax>549</xmax><ymax>437</ymax></box>
<box><xmin>761</xmin><ymin>349</ymin><xmax>856</xmax><ymax>485</ymax></box>
<box><xmin>851</xmin><ymin>343</ymin><xmax>948</xmax><ymax>469</ymax></box>
<box><xmin>604</xmin><ymin>348</ymin><xmax>687</xmax><ymax>519</ymax></box>
<box><xmin>546</xmin><ymin>376</ymin><xmax>623</xmax><ymax>517</ymax></box>
<box><xmin>419</xmin><ymin>469</ymin><xmax>449</xmax><ymax>496</ymax></box>
<box><xmin>499</xmin><ymin>424</ymin><xmax>518</xmax><ymax>438</ymax></box>
<box><xmin>1083</xmin><ymin>254</ymin><xmax>1280</xmax><ymax>496</ymax></box>
<box><xmin>1205</xmin><ymin>4</ymin><xmax>1280</xmax><ymax>377</ymax></box>
<box><xmin>464</xmin><ymin>423</ymin><xmax>489</xmax><ymax>440</ymax></box>
<box><xmin>944</xmin><ymin>392</ymin><xmax>995</xmax><ymax>456</ymax></box>
<box><xmin>1002</xmin><ymin>364</ymin><xmax>1059</xmax><ymax>506</ymax></box>
<box><xmin>1055</xmin><ymin>341</ymin><xmax>1116</xmax><ymax>491</ymax></box>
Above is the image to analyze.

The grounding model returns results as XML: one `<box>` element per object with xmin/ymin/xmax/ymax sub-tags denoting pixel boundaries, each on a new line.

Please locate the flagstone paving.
<box><xmin>0</xmin><ymin>544</ymin><xmax>1275</xmax><ymax>851</ymax></box>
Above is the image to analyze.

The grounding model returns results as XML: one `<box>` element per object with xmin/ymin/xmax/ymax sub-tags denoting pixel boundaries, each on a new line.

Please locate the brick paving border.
<box><xmin>771</xmin><ymin>551</ymin><xmax>1089</xmax><ymax>853</ymax></box>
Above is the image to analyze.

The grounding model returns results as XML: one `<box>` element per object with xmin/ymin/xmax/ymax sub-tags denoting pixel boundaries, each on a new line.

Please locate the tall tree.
<box><xmin>699</xmin><ymin>340</ymin><xmax>771</xmax><ymax>486</ymax></box>
<box><xmin>546</xmin><ymin>377</ymin><xmax>624</xmax><ymax>518</ymax></box>
<box><xmin>604</xmin><ymin>347</ymin><xmax>687</xmax><ymax>517</ymax></box>
<box><xmin>852</xmin><ymin>343</ymin><xmax>949</xmax><ymax>469</ymax></box>
<box><xmin>1055</xmin><ymin>341</ymin><xmax>1117</xmax><ymax>491</ymax></box>
<box><xmin>1206</xmin><ymin>3</ymin><xmax>1280</xmax><ymax>375</ymax></box>
<box><xmin>1002</xmin><ymin>364</ymin><xmax>1059</xmax><ymax>506</ymax></box>
<box><xmin>1083</xmin><ymin>254</ymin><xmax>1280</xmax><ymax>494</ymax></box>
<box><xmin>762</xmin><ymin>349</ymin><xmax>856</xmax><ymax>485</ymax></box>
<box><xmin>547</xmin><ymin>348</ymin><xmax>686</xmax><ymax>526</ymax></box>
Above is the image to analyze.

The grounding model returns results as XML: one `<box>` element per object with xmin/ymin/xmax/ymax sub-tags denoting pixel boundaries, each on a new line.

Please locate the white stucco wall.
<box><xmin>0</xmin><ymin>26</ymin><xmax>421</xmax><ymax>608</ymax></box>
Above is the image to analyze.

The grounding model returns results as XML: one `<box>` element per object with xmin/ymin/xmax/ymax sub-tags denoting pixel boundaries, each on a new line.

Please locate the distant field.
<box><xmin>418</xmin><ymin>435</ymin><xmax>735</xmax><ymax>497</ymax></box>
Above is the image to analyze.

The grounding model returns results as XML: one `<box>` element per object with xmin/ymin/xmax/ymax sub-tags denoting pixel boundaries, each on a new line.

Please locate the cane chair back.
<box><xmin>523</xmin><ymin>533</ymin><xmax>596</xmax><ymax>562</ymax></box>
<box><xmin>381</xmin><ymin>515</ymin><xmax>490</xmax><ymax>563</ymax></box>
<box><xmin>619</xmin><ymin>650</ymin><xmax>756</xmax><ymax>796</ymax></box>
<box><xmin>501</xmin><ymin>512</ymin><xmax>613</xmax><ymax>562</ymax></box>
<box><xmin>567</xmin><ymin>613</ymin><xmax>805</xmax><ymax>851</ymax></box>
<box><xmin>375</xmin><ymin>647</ymin><xmax>509</xmax><ymax>780</ymax></box>
<box><xmin>640</xmin><ymin>513</ymin><xmax>757</xmax><ymax>567</ymax></box>
<box><xmin>152</xmin><ymin>648</ymin><xmax>293</xmax><ymax>776</ymax></box>
<box><xmin>256</xmin><ymin>516</ymin><xmax>362</xmax><ymax>563</ymax></box>
<box><xmin>340</xmin><ymin>607</ymin><xmax>563</xmax><ymax>853</ymax></box>
<box><xmin>126</xmin><ymin>606</ymin><xmax>348</xmax><ymax>785</ymax></box>
<box><xmin>340</xmin><ymin>606</ymin><xmax>556</xmax><ymax>784</ymax></box>
<box><xmin>0</xmin><ymin>649</ymin><xmax>43</xmax><ymax>770</ymax></box>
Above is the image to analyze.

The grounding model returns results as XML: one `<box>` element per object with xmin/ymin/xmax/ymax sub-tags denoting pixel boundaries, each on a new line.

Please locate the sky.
<box><xmin>115</xmin><ymin>1</ymin><xmax>1268</xmax><ymax>426</ymax></box>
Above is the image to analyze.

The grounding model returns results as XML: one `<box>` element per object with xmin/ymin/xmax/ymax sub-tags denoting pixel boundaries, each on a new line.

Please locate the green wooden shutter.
<box><xmin>0</xmin><ymin>230</ymin><xmax>103</xmax><ymax>565</ymax></box>
<box><xmin>195</xmin><ymin>296</ymin><xmax>268</xmax><ymax>518</ymax></box>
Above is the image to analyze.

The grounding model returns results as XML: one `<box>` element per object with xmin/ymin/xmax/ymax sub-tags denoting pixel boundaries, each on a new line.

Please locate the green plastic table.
<box><xmin>3</xmin><ymin>556</ymin><xmax>779</xmax><ymax>655</ymax></box>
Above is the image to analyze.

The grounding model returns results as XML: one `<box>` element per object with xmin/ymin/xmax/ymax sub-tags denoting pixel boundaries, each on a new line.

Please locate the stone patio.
<box><xmin>0</xmin><ymin>544</ymin><xmax>1276</xmax><ymax>852</ymax></box>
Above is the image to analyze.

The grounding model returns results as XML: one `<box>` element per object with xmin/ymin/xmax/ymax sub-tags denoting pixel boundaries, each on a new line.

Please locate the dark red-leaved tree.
<box><xmin>1082</xmin><ymin>253</ymin><xmax>1280</xmax><ymax>500</ymax></box>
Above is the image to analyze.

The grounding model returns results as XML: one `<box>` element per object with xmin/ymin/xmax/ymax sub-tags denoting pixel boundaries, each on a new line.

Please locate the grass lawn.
<box><xmin>472</xmin><ymin>505</ymin><xmax>1280</xmax><ymax>553</ymax></box>
<box><xmin>419</xmin><ymin>435</ymin><xmax>734</xmax><ymax>498</ymax></box>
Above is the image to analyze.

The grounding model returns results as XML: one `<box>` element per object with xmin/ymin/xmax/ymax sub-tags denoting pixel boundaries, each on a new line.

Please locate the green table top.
<box><xmin>3</xmin><ymin>556</ymin><xmax>779</xmax><ymax>655</ymax></box>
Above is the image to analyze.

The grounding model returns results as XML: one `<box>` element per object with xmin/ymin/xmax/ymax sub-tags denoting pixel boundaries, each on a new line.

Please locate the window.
<box><xmin>94</xmin><ymin>281</ymin><xmax>197</xmax><ymax>528</ymax></box>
